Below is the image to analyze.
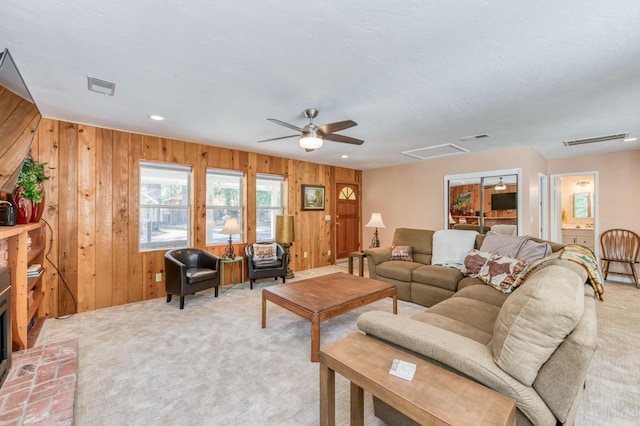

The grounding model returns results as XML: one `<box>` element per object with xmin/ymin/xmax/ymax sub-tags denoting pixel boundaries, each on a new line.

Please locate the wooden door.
<box><xmin>336</xmin><ymin>183</ymin><xmax>360</xmax><ymax>259</ymax></box>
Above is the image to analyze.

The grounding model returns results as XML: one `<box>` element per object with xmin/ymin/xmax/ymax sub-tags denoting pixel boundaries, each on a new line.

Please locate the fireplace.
<box><xmin>0</xmin><ymin>267</ymin><xmax>11</xmax><ymax>388</ymax></box>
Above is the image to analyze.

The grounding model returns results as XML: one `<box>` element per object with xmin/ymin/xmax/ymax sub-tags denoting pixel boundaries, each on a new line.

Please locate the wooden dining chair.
<box><xmin>600</xmin><ymin>229</ymin><xmax>640</xmax><ymax>288</ymax></box>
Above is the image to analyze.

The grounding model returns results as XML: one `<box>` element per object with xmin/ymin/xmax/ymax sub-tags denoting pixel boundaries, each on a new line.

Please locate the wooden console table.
<box><xmin>319</xmin><ymin>332</ymin><xmax>516</xmax><ymax>426</ymax></box>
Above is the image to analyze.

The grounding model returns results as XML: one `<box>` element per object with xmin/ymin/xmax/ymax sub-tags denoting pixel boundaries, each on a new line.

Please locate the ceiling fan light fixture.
<box><xmin>300</xmin><ymin>129</ymin><xmax>323</xmax><ymax>150</ymax></box>
<box><xmin>495</xmin><ymin>177</ymin><xmax>507</xmax><ymax>191</ymax></box>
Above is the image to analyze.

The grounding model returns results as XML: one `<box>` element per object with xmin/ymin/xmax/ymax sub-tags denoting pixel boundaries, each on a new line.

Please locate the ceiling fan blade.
<box><xmin>322</xmin><ymin>133</ymin><xmax>364</xmax><ymax>145</ymax></box>
<box><xmin>317</xmin><ymin>120</ymin><xmax>357</xmax><ymax>135</ymax></box>
<box><xmin>267</xmin><ymin>118</ymin><xmax>303</xmax><ymax>132</ymax></box>
<box><xmin>257</xmin><ymin>134</ymin><xmax>299</xmax><ymax>143</ymax></box>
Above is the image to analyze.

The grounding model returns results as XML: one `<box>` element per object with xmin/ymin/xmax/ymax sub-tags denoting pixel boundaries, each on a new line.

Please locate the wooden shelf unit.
<box><xmin>0</xmin><ymin>222</ymin><xmax>48</xmax><ymax>350</ymax></box>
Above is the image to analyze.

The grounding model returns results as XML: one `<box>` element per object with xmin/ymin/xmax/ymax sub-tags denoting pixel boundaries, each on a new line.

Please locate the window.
<box><xmin>256</xmin><ymin>174</ymin><xmax>284</xmax><ymax>241</ymax></box>
<box><xmin>206</xmin><ymin>169</ymin><xmax>243</xmax><ymax>245</ymax></box>
<box><xmin>139</xmin><ymin>162</ymin><xmax>191</xmax><ymax>251</ymax></box>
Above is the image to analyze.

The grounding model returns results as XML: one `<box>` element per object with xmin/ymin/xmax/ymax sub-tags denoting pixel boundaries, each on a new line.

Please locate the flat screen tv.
<box><xmin>0</xmin><ymin>48</ymin><xmax>42</xmax><ymax>194</ymax></box>
<box><xmin>491</xmin><ymin>192</ymin><xmax>517</xmax><ymax>210</ymax></box>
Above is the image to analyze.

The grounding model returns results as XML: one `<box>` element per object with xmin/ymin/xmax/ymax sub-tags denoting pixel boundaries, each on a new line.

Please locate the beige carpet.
<box><xmin>37</xmin><ymin>263</ymin><xmax>640</xmax><ymax>425</ymax></box>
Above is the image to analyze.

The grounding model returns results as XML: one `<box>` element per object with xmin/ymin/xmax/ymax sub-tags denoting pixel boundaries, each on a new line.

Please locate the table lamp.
<box><xmin>221</xmin><ymin>217</ymin><xmax>241</xmax><ymax>259</ymax></box>
<box><xmin>276</xmin><ymin>215</ymin><xmax>295</xmax><ymax>279</ymax></box>
<box><xmin>365</xmin><ymin>212</ymin><xmax>386</xmax><ymax>248</ymax></box>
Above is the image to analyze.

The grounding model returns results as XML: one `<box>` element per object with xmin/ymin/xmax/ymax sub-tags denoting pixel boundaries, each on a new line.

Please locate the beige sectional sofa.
<box><xmin>364</xmin><ymin>228</ymin><xmax>565</xmax><ymax>307</ymax></box>
<box><xmin>360</xmin><ymin>228</ymin><xmax>600</xmax><ymax>426</ymax></box>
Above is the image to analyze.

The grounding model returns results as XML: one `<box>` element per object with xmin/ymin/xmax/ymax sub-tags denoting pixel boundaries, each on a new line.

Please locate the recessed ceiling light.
<box><xmin>341</xmin><ymin>154</ymin><xmax>349</xmax><ymax>159</ymax></box>
<box><xmin>623</xmin><ymin>137</ymin><xmax>637</xmax><ymax>142</ymax></box>
<box><xmin>149</xmin><ymin>115</ymin><xmax>165</xmax><ymax>121</ymax></box>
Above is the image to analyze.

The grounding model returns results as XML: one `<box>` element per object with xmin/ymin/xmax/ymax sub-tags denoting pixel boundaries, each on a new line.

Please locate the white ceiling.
<box><xmin>3</xmin><ymin>1</ymin><xmax>640</xmax><ymax>170</ymax></box>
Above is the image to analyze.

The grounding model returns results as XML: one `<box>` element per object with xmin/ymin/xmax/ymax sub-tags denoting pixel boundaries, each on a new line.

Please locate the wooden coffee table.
<box><xmin>261</xmin><ymin>272</ymin><xmax>397</xmax><ymax>362</ymax></box>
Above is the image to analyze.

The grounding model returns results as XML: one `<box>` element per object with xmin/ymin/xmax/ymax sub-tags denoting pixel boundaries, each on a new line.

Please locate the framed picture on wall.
<box><xmin>302</xmin><ymin>185</ymin><xmax>325</xmax><ymax>211</ymax></box>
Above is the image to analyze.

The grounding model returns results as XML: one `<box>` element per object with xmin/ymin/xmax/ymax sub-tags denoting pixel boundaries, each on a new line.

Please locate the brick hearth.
<box><xmin>0</xmin><ymin>339</ymin><xmax>77</xmax><ymax>425</ymax></box>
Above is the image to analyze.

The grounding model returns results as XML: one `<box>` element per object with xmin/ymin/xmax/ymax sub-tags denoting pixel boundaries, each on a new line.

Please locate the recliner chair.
<box><xmin>245</xmin><ymin>242</ymin><xmax>288</xmax><ymax>289</ymax></box>
<box><xmin>164</xmin><ymin>248</ymin><xmax>221</xmax><ymax>309</ymax></box>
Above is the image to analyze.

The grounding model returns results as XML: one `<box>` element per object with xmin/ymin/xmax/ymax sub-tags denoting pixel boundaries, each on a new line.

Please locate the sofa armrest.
<box><xmin>357</xmin><ymin>311</ymin><xmax>556</xmax><ymax>426</ymax></box>
<box><xmin>363</xmin><ymin>247</ymin><xmax>391</xmax><ymax>265</ymax></box>
<box><xmin>363</xmin><ymin>247</ymin><xmax>392</xmax><ymax>280</ymax></box>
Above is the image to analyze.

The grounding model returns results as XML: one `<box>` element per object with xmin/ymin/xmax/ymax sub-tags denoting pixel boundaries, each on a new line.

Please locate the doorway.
<box><xmin>538</xmin><ymin>173</ymin><xmax>548</xmax><ymax>240</ymax></box>
<box><xmin>550</xmin><ymin>172</ymin><xmax>599</xmax><ymax>257</ymax></box>
<box><xmin>335</xmin><ymin>183</ymin><xmax>360</xmax><ymax>259</ymax></box>
<box><xmin>444</xmin><ymin>168</ymin><xmax>522</xmax><ymax>235</ymax></box>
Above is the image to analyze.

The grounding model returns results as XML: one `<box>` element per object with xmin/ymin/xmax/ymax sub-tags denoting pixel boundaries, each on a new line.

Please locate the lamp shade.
<box><xmin>365</xmin><ymin>213</ymin><xmax>385</xmax><ymax>228</ymax></box>
<box><xmin>276</xmin><ymin>215</ymin><xmax>295</xmax><ymax>244</ymax></box>
<box><xmin>449</xmin><ymin>213</ymin><xmax>456</xmax><ymax>224</ymax></box>
<box><xmin>300</xmin><ymin>132</ymin><xmax>323</xmax><ymax>150</ymax></box>
<box><xmin>221</xmin><ymin>217</ymin><xmax>241</xmax><ymax>235</ymax></box>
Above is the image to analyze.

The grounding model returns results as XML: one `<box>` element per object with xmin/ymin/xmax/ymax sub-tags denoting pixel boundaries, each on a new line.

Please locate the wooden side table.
<box><xmin>220</xmin><ymin>255</ymin><xmax>245</xmax><ymax>292</ymax></box>
<box><xmin>320</xmin><ymin>332</ymin><xmax>516</xmax><ymax>426</ymax></box>
<box><xmin>348</xmin><ymin>251</ymin><xmax>366</xmax><ymax>277</ymax></box>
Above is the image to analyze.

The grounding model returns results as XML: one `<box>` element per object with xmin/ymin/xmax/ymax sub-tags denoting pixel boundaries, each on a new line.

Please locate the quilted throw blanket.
<box><xmin>516</xmin><ymin>244</ymin><xmax>605</xmax><ymax>301</ymax></box>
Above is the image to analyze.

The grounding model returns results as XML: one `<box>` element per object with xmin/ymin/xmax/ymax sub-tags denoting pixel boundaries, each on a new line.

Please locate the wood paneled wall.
<box><xmin>30</xmin><ymin>118</ymin><xmax>362</xmax><ymax>317</ymax></box>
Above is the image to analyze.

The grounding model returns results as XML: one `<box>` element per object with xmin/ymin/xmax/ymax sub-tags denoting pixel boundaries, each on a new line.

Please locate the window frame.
<box><xmin>139</xmin><ymin>161</ymin><xmax>192</xmax><ymax>252</ymax></box>
<box><xmin>206</xmin><ymin>168</ymin><xmax>244</xmax><ymax>246</ymax></box>
<box><xmin>256</xmin><ymin>173</ymin><xmax>285</xmax><ymax>241</ymax></box>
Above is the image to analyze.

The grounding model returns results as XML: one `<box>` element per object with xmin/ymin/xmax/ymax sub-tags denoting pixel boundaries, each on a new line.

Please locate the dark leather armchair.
<box><xmin>245</xmin><ymin>242</ymin><xmax>288</xmax><ymax>289</ymax></box>
<box><xmin>164</xmin><ymin>248</ymin><xmax>221</xmax><ymax>309</ymax></box>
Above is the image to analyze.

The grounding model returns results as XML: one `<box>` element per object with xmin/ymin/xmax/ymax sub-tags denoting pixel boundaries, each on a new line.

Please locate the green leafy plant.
<box><xmin>16</xmin><ymin>156</ymin><xmax>50</xmax><ymax>203</ymax></box>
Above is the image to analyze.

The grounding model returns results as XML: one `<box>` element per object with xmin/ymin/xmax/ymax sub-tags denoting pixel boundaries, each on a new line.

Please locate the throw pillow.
<box><xmin>461</xmin><ymin>249</ymin><xmax>493</xmax><ymax>277</ymax></box>
<box><xmin>252</xmin><ymin>243</ymin><xmax>278</xmax><ymax>262</ymax></box>
<box><xmin>477</xmin><ymin>253</ymin><xmax>528</xmax><ymax>293</ymax></box>
<box><xmin>479</xmin><ymin>232</ymin><xmax>529</xmax><ymax>257</ymax></box>
<box><xmin>431</xmin><ymin>229</ymin><xmax>479</xmax><ymax>268</ymax></box>
<box><xmin>491</xmin><ymin>264</ymin><xmax>585</xmax><ymax>386</ymax></box>
<box><xmin>516</xmin><ymin>239</ymin><xmax>551</xmax><ymax>264</ymax></box>
<box><xmin>390</xmin><ymin>245</ymin><xmax>413</xmax><ymax>261</ymax></box>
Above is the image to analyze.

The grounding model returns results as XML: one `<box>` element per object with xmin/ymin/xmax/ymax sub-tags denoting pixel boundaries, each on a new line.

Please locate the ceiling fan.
<box><xmin>257</xmin><ymin>108</ymin><xmax>364</xmax><ymax>152</ymax></box>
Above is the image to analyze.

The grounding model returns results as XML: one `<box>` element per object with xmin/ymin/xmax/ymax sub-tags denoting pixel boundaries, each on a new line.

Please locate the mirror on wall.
<box><xmin>573</xmin><ymin>192</ymin><xmax>594</xmax><ymax>218</ymax></box>
<box><xmin>445</xmin><ymin>169</ymin><xmax>521</xmax><ymax>234</ymax></box>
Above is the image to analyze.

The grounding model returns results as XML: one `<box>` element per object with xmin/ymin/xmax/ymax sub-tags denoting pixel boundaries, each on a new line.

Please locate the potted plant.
<box><xmin>14</xmin><ymin>155</ymin><xmax>50</xmax><ymax>223</ymax></box>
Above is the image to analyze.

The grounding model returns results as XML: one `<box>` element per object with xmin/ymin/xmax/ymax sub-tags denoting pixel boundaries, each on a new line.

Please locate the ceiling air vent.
<box><xmin>87</xmin><ymin>76</ymin><xmax>116</xmax><ymax>96</ymax></box>
<box><xmin>401</xmin><ymin>143</ymin><xmax>469</xmax><ymax>160</ymax></box>
<box><xmin>563</xmin><ymin>133</ymin><xmax>628</xmax><ymax>146</ymax></box>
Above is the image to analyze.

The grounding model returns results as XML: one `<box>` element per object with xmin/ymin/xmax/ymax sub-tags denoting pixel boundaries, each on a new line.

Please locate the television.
<box><xmin>491</xmin><ymin>192</ymin><xmax>517</xmax><ymax>210</ymax></box>
<box><xmin>0</xmin><ymin>48</ymin><xmax>42</xmax><ymax>194</ymax></box>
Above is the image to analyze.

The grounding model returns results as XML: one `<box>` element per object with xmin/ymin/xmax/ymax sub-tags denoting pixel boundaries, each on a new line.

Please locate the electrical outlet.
<box><xmin>155</xmin><ymin>273</ymin><xmax>162</xmax><ymax>282</ymax></box>
<box><xmin>327</xmin><ymin>250</ymin><xmax>331</xmax><ymax>256</ymax></box>
<box><xmin>303</xmin><ymin>251</ymin><xmax>308</xmax><ymax>258</ymax></box>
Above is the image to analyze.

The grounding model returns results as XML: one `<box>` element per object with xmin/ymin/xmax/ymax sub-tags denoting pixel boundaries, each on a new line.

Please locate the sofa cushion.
<box><xmin>491</xmin><ymin>264</ymin><xmax>585</xmax><ymax>386</ymax></box>
<box><xmin>516</xmin><ymin>239</ymin><xmax>551</xmax><ymax>263</ymax></box>
<box><xmin>392</xmin><ymin>228</ymin><xmax>434</xmax><ymax>264</ymax></box>
<box><xmin>421</xmin><ymin>295</ymin><xmax>501</xmax><ymax>339</ymax></box>
<box><xmin>411</xmin><ymin>309</ymin><xmax>494</xmax><ymax>345</ymax></box>
<box><xmin>376</xmin><ymin>261</ymin><xmax>423</xmax><ymax>282</ymax></box>
<box><xmin>461</xmin><ymin>249</ymin><xmax>493</xmax><ymax>276</ymax></box>
<box><xmin>477</xmin><ymin>253</ymin><xmax>528</xmax><ymax>294</ymax></box>
<box><xmin>390</xmin><ymin>245</ymin><xmax>413</xmax><ymax>261</ymax></box>
<box><xmin>412</xmin><ymin>265</ymin><xmax>464</xmax><ymax>291</ymax></box>
<box><xmin>453</xmin><ymin>284</ymin><xmax>509</xmax><ymax>308</ymax></box>
<box><xmin>252</xmin><ymin>243</ymin><xmax>278</xmax><ymax>261</ymax></box>
<box><xmin>480</xmin><ymin>232</ymin><xmax>529</xmax><ymax>257</ymax></box>
<box><xmin>431</xmin><ymin>229</ymin><xmax>478</xmax><ymax>268</ymax></box>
